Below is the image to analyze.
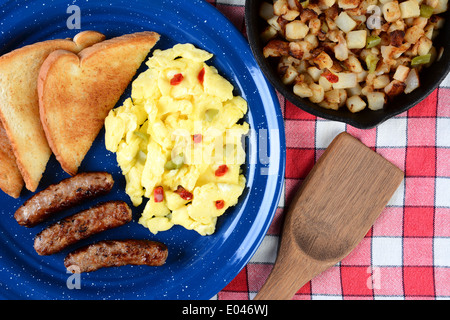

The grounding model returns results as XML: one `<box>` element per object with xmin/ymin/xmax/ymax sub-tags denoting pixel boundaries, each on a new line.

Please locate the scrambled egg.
<box><xmin>104</xmin><ymin>43</ymin><xmax>249</xmax><ymax>236</ymax></box>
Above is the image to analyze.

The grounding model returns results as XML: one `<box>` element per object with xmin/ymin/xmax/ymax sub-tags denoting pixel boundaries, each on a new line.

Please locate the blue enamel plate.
<box><xmin>0</xmin><ymin>0</ymin><xmax>285</xmax><ymax>299</ymax></box>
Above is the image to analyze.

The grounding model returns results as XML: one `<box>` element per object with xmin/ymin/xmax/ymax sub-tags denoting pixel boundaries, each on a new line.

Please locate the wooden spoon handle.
<box><xmin>254</xmin><ymin>253</ymin><xmax>327</xmax><ymax>300</ymax></box>
<box><xmin>254</xmin><ymin>265</ymin><xmax>304</xmax><ymax>300</ymax></box>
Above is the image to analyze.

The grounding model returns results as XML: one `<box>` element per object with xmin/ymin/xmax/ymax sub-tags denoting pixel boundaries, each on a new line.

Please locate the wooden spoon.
<box><xmin>254</xmin><ymin>132</ymin><xmax>403</xmax><ymax>300</ymax></box>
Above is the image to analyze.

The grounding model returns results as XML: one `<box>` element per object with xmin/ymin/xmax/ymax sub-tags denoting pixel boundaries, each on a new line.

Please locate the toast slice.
<box><xmin>0</xmin><ymin>31</ymin><xmax>106</xmax><ymax>193</ymax></box>
<box><xmin>38</xmin><ymin>31</ymin><xmax>160</xmax><ymax>176</ymax></box>
<box><xmin>0</xmin><ymin>121</ymin><xmax>24</xmax><ymax>198</ymax></box>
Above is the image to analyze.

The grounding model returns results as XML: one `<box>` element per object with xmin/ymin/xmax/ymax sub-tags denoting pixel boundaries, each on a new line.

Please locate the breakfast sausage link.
<box><xmin>64</xmin><ymin>239</ymin><xmax>168</xmax><ymax>273</ymax></box>
<box><xmin>14</xmin><ymin>172</ymin><xmax>114</xmax><ymax>227</ymax></box>
<box><xmin>34</xmin><ymin>201</ymin><xmax>132</xmax><ymax>256</ymax></box>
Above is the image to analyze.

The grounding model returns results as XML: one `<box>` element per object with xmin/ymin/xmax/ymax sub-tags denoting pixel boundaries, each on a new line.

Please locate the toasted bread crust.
<box><xmin>0</xmin><ymin>121</ymin><xmax>24</xmax><ymax>198</ymax></box>
<box><xmin>38</xmin><ymin>31</ymin><xmax>160</xmax><ymax>176</ymax></box>
<box><xmin>38</xmin><ymin>50</ymin><xmax>81</xmax><ymax>176</ymax></box>
<box><xmin>0</xmin><ymin>31</ymin><xmax>105</xmax><ymax>192</ymax></box>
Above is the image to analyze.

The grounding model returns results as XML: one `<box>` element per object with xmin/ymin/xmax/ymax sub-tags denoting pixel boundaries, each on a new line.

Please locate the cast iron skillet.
<box><xmin>245</xmin><ymin>0</ymin><xmax>450</xmax><ymax>129</ymax></box>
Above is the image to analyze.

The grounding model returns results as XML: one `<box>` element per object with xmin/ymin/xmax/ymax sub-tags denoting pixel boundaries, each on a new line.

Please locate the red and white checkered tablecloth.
<box><xmin>208</xmin><ymin>0</ymin><xmax>450</xmax><ymax>300</ymax></box>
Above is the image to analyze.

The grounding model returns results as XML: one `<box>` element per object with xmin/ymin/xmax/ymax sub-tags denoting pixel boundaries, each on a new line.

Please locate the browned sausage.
<box><xmin>34</xmin><ymin>201</ymin><xmax>132</xmax><ymax>256</ymax></box>
<box><xmin>64</xmin><ymin>239</ymin><xmax>168</xmax><ymax>273</ymax></box>
<box><xmin>14</xmin><ymin>172</ymin><xmax>114</xmax><ymax>227</ymax></box>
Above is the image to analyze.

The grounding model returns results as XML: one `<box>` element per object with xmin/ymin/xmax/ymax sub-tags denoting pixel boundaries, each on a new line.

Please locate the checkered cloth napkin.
<box><xmin>208</xmin><ymin>0</ymin><xmax>450</xmax><ymax>300</ymax></box>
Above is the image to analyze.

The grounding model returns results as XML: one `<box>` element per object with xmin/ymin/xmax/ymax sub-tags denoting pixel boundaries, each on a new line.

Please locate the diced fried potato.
<box><xmin>283</xmin><ymin>9</ymin><xmax>301</xmax><ymax>21</ymax></box>
<box><xmin>335</xmin><ymin>11</ymin><xmax>357</xmax><ymax>33</ymax></box>
<box><xmin>334</xmin><ymin>43</ymin><xmax>349</xmax><ymax>61</ymax></box>
<box><xmin>263</xmin><ymin>39</ymin><xmax>289</xmax><ymax>58</ymax></box>
<box><xmin>309</xmin><ymin>18</ymin><xmax>322</xmax><ymax>35</ymax></box>
<box><xmin>347</xmin><ymin>83</ymin><xmax>362</xmax><ymax>96</ymax></box>
<box><xmin>383</xmin><ymin>1</ymin><xmax>402</xmax><ymax>22</ymax></box>
<box><xmin>392</xmin><ymin>65</ymin><xmax>410</xmax><ymax>82</ymax></box>
<box><xmin>424</xmin><ymin>25</ymin><xmax>435</xmax><ymax>39</ymax></box>
<box><xmin>293</xmin><ymin>82</ymin><xmax>313</xmax><ymax>98</ymax></box>
<box><xmin>338</xmin><ymin>89</ymin><xmax>348</xmax><ymax>107</ymax></box>
<box><xmin>330</xmin><ymin>61</ymin><xmax>345</xmax><ymax>73</ymax></box>
<box><xmin>373</xmin><ymin>74</ymin><xmax>391</xmax><ymax>89</ymax></box>
<box><xmin>375</xmin><ymin>61</ymin><xmax>391</xmax><ymax>75</ymax></box>
<box><xmin>416</xmin><ymin>36</ymin><xmax>433</xmax><ymax>56</ymax></box>
<box><xmin>404</xmin><ymin>25</ymin><xmax>425</xmax><ymax>43</ymax></box>
<box><xmin>289</xmin><ymin>41</ymin><xmax>313</xmax><ymax>59</ymax></box>
<box><xmin>334</xmin><ymin>33</ymin><xmax>349</xmax><ymax>61</ymax></box>
<box><xmin>399</xmin><ymin>0</ymin><xmax>420</xmax><ymax>19</ymax></box>
<box><xmin>369</xmin><ymin>47</ymin><xmax>381</xmax><ymax>55</ymax></box>
<box><xmin>260</xmin><ymin>2</ymin><xmax>275</xmax><ymax>20</ymax></box>
<box><xmin>296</xmin><ymin>59</ymin><xmax>309</xmax><ymax>73</ymax></box>
<box><xmin>307</xmin><ymin>66</ymin><xmax>323</xmax><ymax>81</ymax></box>
<box><xmin>325</xmin><ymin>17</ymin><xmax>338</xmax><ymax>31</ymax></box>
<box><xmin>267</xmin><ymin>15</ymin><xmax>282</xmax><ymax>32</ymax></box>
<box><xmin>277</xmin><ymin>16</ymin><xmax>289</xmax><ymax>33</ymax></box>
<box><xmin>346</xmin><ymin>95</ymin><xmax>367</xmax><ymax>113</ymax></box>
<box><xmin>361</xmin><ymin>84</ymin><xmax>374</xmax><ymax>96</ymax></box>
<box><xmin>404</xmin><ymin>17</ymin><xmax>414</xmax><ymax>26</ymax></box>
<box><xmin>307</xmin><ymin>3</ymin><xmax>323</xmax><ymax>15</ymax></box>
<box><xmin>397</xmin><ymin>43</ymin><xmax>412</xmax><ymax>57</ymax></box>
<box><xmin>356</xmin><ymin>70</ymin><xmax>368</xmax><ymax>82</ymax></box>
<box><xmin>305</xmin><ymin>34</ymin><xmax>319</xmax><ymax>47</ymax></box>
<box><xmin>426</xmin><ymin>0</ymin><xmax>439</xmax><ymax>8</ymax></box>
<box><xmin>287</xmin><ymin>0</ymin><xmax>301</xmax><ymax>10</ymax></box>
<box><xmin>309</xmin><ymin>83</ymin><xmax>325</xmax><ymax>103</ymax></box>
<box><xmin>285</xmin><ymin>20</ymin><xmax>309</xmax><ymax>40</ymax></box>
<box><xmin>312</xmin><ymin>51</ymin><xmax>334</xmax><ymax>69</ymax></box>
<box><xmin>304</xmin><ymin>73</ymin><xmax>316</xmax><ymax>84</ymax></box>
<box><xmin>404</xmin><ymin>68</ymin><xmax>420</xmax><ymax>93</ymax></box>
<box><xmin>365</xmin><ymin>73</ymin><xmax>376</xmax><ymax>87</ymax></box>
<box><xmin>366</xmin><ymin>91</ymin><xmax>386</xmax><ymax>110</ymax></box>
<box><xmin>319</xmin><ymin>0</ymin><xmax>337</xmax><ymax>9</ymax></box>
<box><xmin>392</xmin><ymin>56</ymin><xmax>411</xmax><ymax>68</ymax></box>
<box><xmin>274</xmin><ymin>0</ymin><xmax>289</xmax><ymax>16</ymax></box>
<box><xmin>343</xmin><ymin>55</ymin><xmax>364</xmax><ymax>72</ymax></box>
<box><xmin>346</xmin><ymin>30</ymin><xmax>367</xmax><ymax>49</ymax></box>
<box><xmin>332</xmin><ymin>72</ymin><xmax>357</xmax><ymax>89</ymax></box>
<box><xmin>413</xmin><ymin>17</ymin><xmax>428</xmax><ymax>29</ymax></box>
<box><xmin>300</xmin><ymin>8</ymin><xmax>319</xmax><ymax>22</ymax></box>
<box><xmin>351</xmin><ymin>14</ymin><xmax>367</xmax><ymax>24</ymax></box>
<box><xmin>434</xmin><ymin>0</ymin><xmax>449</xmax><ymax>13</ymax></box>
<box><xmin>325</xmin><ymin>89</ymin><xmax>342</xmax><ymax>103</ymax></box>
<box><xmin>327</xmin><ymin>30</ymin><xmax>341</xmax><ymax>42</ymax></box>
<box><xmin>361</xmin><ymin>0</ymin><xmax>380</xmax><ymax>10</ymax></box>
<box><xmin>279</xmin><ymin>55</ymin><xmax>301</xmax><ymax>68</ymax></box>
<box><xmin>338</xmin><ymin>0</ymin><xmax>361</xmax><ymax>9</ymax></box>
<box><xmin>260</xmin><ymin>26</ymin><xmax>278</xmax><ymax>43</ymax></box>
<box><xmin>282</xmin><ymin>65</ymin><xmax>300</xmax><ymax>84</ymax></box>
<box><xmin>388</xmin><ymin>20</ymin><xmax>406</xmax><ymax>33</ymax></box>
<box><xmin>318</xmin><ymin>100</ymin><xmax>340</xmax><ymax>110</ymax></box>
<box><xmin>384</xmin><ymin>79</ymin><xmax>406</xmax><ymax>97</ymax></box>
<box><xmin>319</xmin><ymin>75</ymin><xmax>333</xmax><ymax>91</ymax></box>
<box><xmin>381</xmin><ymin>44</ymin><xmax>410</xmax><ymax>62</ymax></box>
<box><xmin>277</xmin><ymin>62</ymin><xmax>289</xmax><ymax>76</ymax></box>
